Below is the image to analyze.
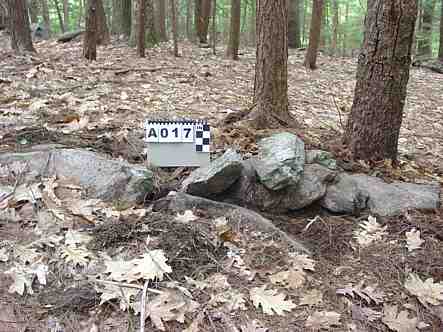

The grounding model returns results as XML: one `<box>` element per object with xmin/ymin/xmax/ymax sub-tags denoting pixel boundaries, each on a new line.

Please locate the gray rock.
<box><xmin>226</xmin><ymin>161</ymin><xmax>336</xmax><ymax>211</ymax></box>
<box><xmin>0</xmin><ymin>145</ymin><xmax>153</xmax><ymax>203</ymax></box>
<box><xmin>252</xmin><ymin>132</ymin><xmax>305</xmax><ymax>190</ymax></box>
<box><xmin>181</xmin><ymin>149</ymin><xmax>243</xmax><ymax>197</ymax></box>
<box><xmin>321</xmin><ymin>173</ymin><xmax>441</xmax><ymax>216</ymax></box>
<box><xmin>305</xmin><ymin>149</ymin><xmax>338</xmax><ymax>170</ymax></box>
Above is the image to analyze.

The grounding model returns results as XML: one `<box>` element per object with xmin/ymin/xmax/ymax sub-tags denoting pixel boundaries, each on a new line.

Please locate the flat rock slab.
<box><xmin>252</xmin><ymin>132</ymin><xmax>305</xmax><ymax>190</ymax></box>
<box><xmin>0</xmin><ymin>145</ymin><xmax>152</xmax><ymax>203</ymax></box>
<box><xmin>321</xmin><ymin>173</ymin><xmax>441</xmax><ymax>216</ymax></box>
<box><xmin>181</xmin><ymin>149</ymin><xmax>243</xmax><ymax>197</ymax></box>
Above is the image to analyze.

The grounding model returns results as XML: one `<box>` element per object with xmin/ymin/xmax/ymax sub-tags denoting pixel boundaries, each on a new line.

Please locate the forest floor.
<box><xmin>0</xmin><ymin>33</ymin><xmax>443</xmax><ymax>332</ymax></box>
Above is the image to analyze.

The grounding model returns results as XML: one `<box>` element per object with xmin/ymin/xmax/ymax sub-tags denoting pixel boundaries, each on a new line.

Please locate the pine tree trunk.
<box><xmin>29</xmin><ymin>0</ymin><xmax>39</xmax><ymax>24</ymax></box>
<box><xmin>122</xmin><ymin>0</ymin><xmax>131</xmax><ymax>36</ymax></box>
<box><xmin>288</xmin><ymin>0</ymin><xmax>301</xmax><ymax>48</ymax></box>
<box><xmin>137</xmin><ymin>0</ymin><xmax>146</xmax><ymax>57</ymax></box>
<box><xmin>331</xmin><ymin>0</ymin><xmax>338</xmax><ymax>54</ymax></box>
<box><xmin>40</xmin><ymin>0</ymin><xmax>51</xmax><ymax>35</ymax></box>
<box><xmin>304</xmin><ymin>0</ymin><xmax>323</xmax><ymax>69</ymax></box>
<box><xmin>63</xmin><ymin>0</ymin><xmax>69</xmax><ymax>30</ymax></box>
<box><xmin>212</xmin><ymin>0</ymin><xmax>216</xmax><ymax>54</ymax></box>
<box><xmin>53</xmin><ymin>0</ymin><xmax>65</xmax><ymax>32</ymax></box>
<box><xmin>8</xmin><ymin>0</ymin><xmax>35</xmax><ymax>52</ymax></box>
<box><xmin>96</xmin><ymin>0</ymin><xmax>110</xmax><ymax>44</ymax></box>
<box><xmin>146</xmin><ymin>0</ymin><xmax>158</xmax><ymax>45</ymax></box>
<box><xmin>226</xmin><ymin>0</ymin><xmax>241</xmax><ymax>59</ymax></box>
<box><xmin>130</xmin><ymin>0</ymin><xmax>139</xmax><ymax>46</ymax></box>
<box><xmin>171</xmin><ymin>0</ymin><xmax>179</xmax><ymax>56</ymax></box>
<box><xmin>83</xmin><ymin>0</ymin><xmax>97</xmax><ymax>60</ymax></box>
<box><xmin>186</xmin><ymin>0</ymin><xmax>193</xmax><ymax>39</ymax></box>
<box><xmin>344</xmin><ymin>0</ymin><xmax>418</xmax><ymax>162</ymax></box>
<box><xmin>417</xmin><ymin>0</ymin><xmax>436</xmax><ymax>57</ymax></box>
<box><xmin>157</xmin><ymin>0</ymin><xmax>167</xmax><ymax>41</ymax></box>
<box><xmin>195</xmin><ymin>0</ymin><xmax>210</xmax><ymax>43</ymax></box>
<box><xmin>251</xmin><ymin>0</ymin><xmax>294</xmax><ymax>129</ymax></box>
<box><xmin>439</xmin><ymin>1</ymin><xmax>443</xmax><ymax>60</ymax></box>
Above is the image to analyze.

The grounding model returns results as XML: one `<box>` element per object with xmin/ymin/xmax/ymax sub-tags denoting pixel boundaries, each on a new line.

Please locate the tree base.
<box><xmin>246</xmin><ymin>106</ymin><xmax>299</xmax><ymax>129</ymax></box>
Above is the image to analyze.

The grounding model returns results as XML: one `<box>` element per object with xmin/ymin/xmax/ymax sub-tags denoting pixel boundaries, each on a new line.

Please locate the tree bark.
<box><xmin>156</xmin><ymin>0</ymin><xmax>167</xmax><ymax>41</ymax></box>
<box><xmin>111</xmin><ymin>0</ymin><xmax>123</xmax><ymax>33</ymax></box>
<box><xmin>83</xmin><ymin>0</ymin><xmax>97</xmax><ymax>60</ymax></box>
<box><xmin>53</xmin><ymin>0</ymin><xmax>65</xmax><ymax>32</ymax></box>
<box><xmin>137</xmin><ymin>0</ymin><xmax>146</xmax><ymax>57</ymax></box>
<box><xmin>29</xmin><ymin>0</ymin><xmax>39</xmax><ymax>24</ymax></box>
<box><xmin>171</xmin><ymin>0</ymin><xmax>179</xmax><ymax>56</ymax></box>
<box><xmin>8</xmin><ymin>0</ymin><xmax>35</xmax><ymax>52</ymax></box>
<box><xmin>344</xmin><ymin>0</ymin><xmax>418</xmax><ymax>162</ymax></box>
<box><xmin>288</xmin><ymin>0</ymin><xmax>301</xmax><ymax>48</ymax></box>
<box><xmin>251</xmin><ymin>0</ymin><xmax>294</xmax><ymax>129</ymax></box>
<box><xmin>249</xmin><ymin>0</ymin><xmax>256</xmax><ymax>46</ymax></box>
<box><xmin>212</xmin><ymin>0</ymin><xmax>216</xmax><ymax>54</ymax></box>
<box><xmin>122</xmin><ymin>0</ymin><xmax>131</xmax><ymax>36</ymax></box>
<box><xmin>96</xmin><ymin>0</ymin><xmax>110</xmax><ymax>44</ymax></box>
<box><xmin>63</xmin><ymin>0</ymin><xmax>69</xmax><ymax>30</ymax></box>
<box><xmin>195</xmin><ymin>0</ymin><xmax>211</xmax><ymax>43</ymax></box>
<box><xmin>439</xmin><ymin>0</ymin><xmax>443</xmax><ymax>60</ymax></box>
<box><xmin>226</xmin><ymin>0</ymin><xmax>241</xmax><ymax>59</ymax></box>
<box><xmin>331</xmin><ymin>0</ymin><xmax>338</xmax><ymax>54</ymax></box>
<box><xmin>417</xmin><ymin>0</ymin><xmax>436</xmax><ymax>57</ymax></box>
<box><xmin>146</xmin><ymin>0</ymin><xmax>158</xmax><ymax>45</ymax></box>
<box><xmin>186</xmin><ymin>0</ymin><xmax>193</xmax><ymax>39</ymax></box>
<box><xmin>304</xmin><ymin>0</ymin><xmax>323</xmax><ymax>69</ymax></box>
<box><xmin>130</xmin><ymin>0</ymin><xmax>139</xmax><ymax>46</ymax></box>
<box><xmin>40</xmin><ymin>0</ymin><xmax>51</xmax><ymax>36</ymax></box>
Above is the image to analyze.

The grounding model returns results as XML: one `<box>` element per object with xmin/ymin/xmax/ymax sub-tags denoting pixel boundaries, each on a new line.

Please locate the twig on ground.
<box><xmin>90</xmin><ymin>278</ymin><xmax>162</xmax><ymax>294</ymax></box>
<box><xmin>140</xmin><ymin>280</ymin><xmax>150</xmax><ymax>332</ymax></box>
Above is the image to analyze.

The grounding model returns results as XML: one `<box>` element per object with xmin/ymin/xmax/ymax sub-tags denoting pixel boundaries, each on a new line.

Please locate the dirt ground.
<box><xmin>1</xmin><ymin>33</ymin><xmax>443</xmax><ymax>332</ymax></box>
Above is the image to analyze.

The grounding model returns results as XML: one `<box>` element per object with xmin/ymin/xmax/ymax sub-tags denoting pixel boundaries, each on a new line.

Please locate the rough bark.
<box><xmin>344</xmin><ymin>0</ymin><xmax>418</xmax><ymax>162</ymax></box>
<box><xmin>146</xmin><ymin>0</ymin><xmax>158</xmax><ymax>45</ymax></box>
<box><xmin>226</xmin><ymin>0</ymin><xmax>241</xmax><ymax>59</ymax></box>
<box><xmin>8</xmin><ymin>0</ymin><xmax>35</xmax><ymax>52</ymax></box>
<box><xmin>156</xmin><ymin>0</ymin><xmax>167</xmax><ymax>41</ymax></box>
<box><xmin>304</xmin><ymin>0</ymin><xmax>323</xmax><ymax>69</ymax></box>
<box><xmin>288</xmin><ymin>0</ymin><xmax>301</xmax><ymax>48</ymax></box>
<box><xmin>63</xmin><ymin>0</ymin><xmax>69</xmax><ymax>30</ymax></box>
<box><xmin>251</xmin><ymin>0</ymin><xmax>294</xmax><ymax>129</ymax></box>
<box><xmin>40</xmin><ymin>0</ymin><xmax>51</xmax><ymax>36</ymax></box>
<box><xmin>137</xmin><ymin>0</ymin><xmax>146</xmax><ymax>57</ymax></box>
<box><xmin>130</xmin><ymin>0</ymin><xmax>139</xmax><ymax>46</ymax></box>
<box><xmin>439</xmin><ymin>0</ymin><xmax>443</xmax><ymax>60</ymax></box>
<box><xmin>171</xmin><ymin>0</ymin><xmax>179</xmax><ymax>56</ymax></box>
<box><xmin>331</xmin><ymin>0</ymin><xmax>338</xmax><ymax>54</ymax></box>
<box><xmin>186</xmin><ymin>0</ymin><xmax>193</xmax><ymax>39</ymax></box>
<box><xmin>96</xmin><ymin>0</ymin><xmax>110</xmax><ymax>44</ymax></box>
<box><xmin>417</xmin><ymin>0</ymin><xmax>436</xmax><ymax>57</ymax></box>
<box><xmin>83</xmin><ymin>0</ymin><xmax>97</xmax><ymax>60</ymax></box>
<box><xmin>122</xmin><ymin>0</ymin><xmax>131</xmax><ymax>36</ymax></box>
<box><xmin>212</xmin><ymin>0</ymin><xmax>216</xmax><ymax>54</ymax></box>
<box><xmin>53</xmin><ymin>0</ymin><xmax>65</xmax><ymax>32</ymax></box>
<box><xmin>195</xmin><ymin>0</ymin><xmax>211</xmax><ymax>43</ymax></box>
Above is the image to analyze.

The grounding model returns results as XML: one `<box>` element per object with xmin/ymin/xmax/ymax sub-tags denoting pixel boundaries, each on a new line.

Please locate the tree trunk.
<box><xmin>77</xmin><ymin>0</ymin><xmax>84</xmax><ymax>28</ymax></box>
<box><xmin>63</xmin><ymin>0</ymin><xmax>69</xmax><ymax>30</ymax></box>
<box><xmin>417</xmin><ymin>0</ymin><xmax>436</xmax><ymax>57</ymax></box>
<box><xmin>304</xmin><ymin>0</ymin><xmax>323</xmax><ymax>69</ymax></box>
<box><xmin>186</xmin><ymin>0</ymin><xmax>193</xmax><ymax>39</ymax></box>
<box><xmin>83</xmin><ymin>0</ymin><xmax>97</xmax><ymax>60</ymax></box>
<box><xmin>249</xmin><ymin>0</ymin><xmax>255</xmax><ymax>46</ymax></box>
<box><xmin>111</xmin><ymin>0</ymin><xmax>123</xmax><ymax>33</ymax></box>
<box><xmin>40</xmin><ymin>0</ymin><xmax>51</xmax><ymax>36</ymax></box>
<box><xmin>439</xmin><ymin>0</ymin><xmax>443</xmax><ymax>60</ymax></box>
<box><xmin>195</xmin><ymin>0</ymin><xmax>211</xmax><ymax>43</ymax></box>
<box><xmin>137</xmin><ymin>0</ymin><xmax>146</xmax><ymax>57</ymax></box>
<box><xmin>171</xmin><ymin>0</ymin><xmax>179</xmax><ymax>56</ymax></box>
<box><xmin>331</xmin><ymin>0</ymin><xmax>338</xmax><ymax>54</ymax></box>
<box><xmin>344</xmin><ymin>0</ymin><xmax>418</xmax><ymax>162</ymax></box>
<box><xmin>53</xmin><ymin>0</ymin><xmax>65</xmax><ymax>32</ymax></box>
<box><xmin>251</xmin><ymin>0</ymin><xmax>294</xmax><ymax>129</ymax></box>
<box><xmin>146</xmin><ymin>0</ymin><xmax>158</xmax><ymax>45</ymax></box>
<box><xmin>288</xmin><ymin>0</ymin><xmax>301</xmax><ymax>48</ymax></box>
<box><xmin>96</xmin><ymin>0</ymin><xmax>110</xmax><ymax>44</ymax></box>
<box><xmin>8</xmin><ymin>0</ymin><xmax>35</xmax><ymax>52</ymax></box>
<box><xmin>212</xmin><ymin>0</ymin><xmax>216</xmax><ymax>54</ymax></box>
<box><xmin>122</xmin><ymin>0</ymin><xmax>131</xmax><ymax>36</ymax></box>
<box><xmin>342</xmin><ymin>0</ymin><xmax>349</xmax><ymax>55</ymax></box>
<box><xmin>156</xmin><ymin>0</ymin><xmax>167</xmax><ymax>41</ymax></box>
<box><xmin>29</xmin><ymin>0</ymin><xmax>39</xmax><ymax>24</ymax></box>
<box><xmin>130</xmin><ymin>0</ymin><xmax>139</xmax><ymax>46</ymax></box>
<box><xmin>226</xmin><ymin>0</ymin><xmax>241</xmax><ymax>59</ymax></box>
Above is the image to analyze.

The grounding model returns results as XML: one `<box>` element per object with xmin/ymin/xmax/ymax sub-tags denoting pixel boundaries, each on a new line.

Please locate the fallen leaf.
<box><xmin>290</xmin><ymin>254</ymin><xmax>316</xmax><ymax>271</ymax></box>
<box><xmin>305</xmin><ymin>311</ymin><xmax>341</xmax><ymax>330</ymax></box>
<box><xmin>65</xmin><ymin>229</ymin><xmax>92</xmax><ymax>246</ymax></box>
<box><xmin>405</xmin><ymin>229</ymin><xmax>424</xmax><ymax>252</ymax></box>
<box><xmin>300</xmin><ymin>289</ymin><xmax>323</xmax><ymax>306</ymax></box>
<box><xmin>0</xmin><ymin>247</ymin><xmax>10</xmax><ymax>262</ymax></box>
<box><xmin>382</xmin><ymin>305</ymin><xmax>418</xmax><ymax>332</ymax></box>
<box><xmin>250</xmin><ymin>285</ymin><xmax>296</xmax><ymax>316</ymax></box>
<box><xmin>337</xmin><ymin>281</ymin><xmax>385</xmax><ymax>304</ymax></box>
<box><xmin>269</xmin><ymin>269</ymin><xmax>306</xmax><ymax>289</ymax></box>
<box><xmin>354</xmin><ymin>215</ymin><xmax>387</xmax><ymax>247</ymax></box>
<box><xmin>60</xmin><ymin>246</ymin><xmax>93</xmax><ymax>267</ymax></box>
<box><xmin>351</xmin><ymin>305</ymin><xmax>382</xmax><ymax>322</ymax></box>
<box><xmin>175</xmin><ymin>210</ymin><xmax>198</xmax><ymax>223</ymax></box>
<box><xmin>405</xmin><ymin>273</ymin><xmax>443</xmax><ymax>306</ymax></box>
<box><xmin>97</xmin><ymin>283</ymin><xmax>140</xmax><ymax>311</ymax></box>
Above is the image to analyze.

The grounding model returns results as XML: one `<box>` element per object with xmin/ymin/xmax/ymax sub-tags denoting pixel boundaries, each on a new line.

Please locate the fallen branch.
<box><xmin>90</xmin><ymin>278</ymin><xmax>163</xmax><ymax>294</ymax></box>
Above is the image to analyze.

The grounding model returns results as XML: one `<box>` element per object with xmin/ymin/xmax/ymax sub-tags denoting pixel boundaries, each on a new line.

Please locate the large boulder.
<box><xmin>321</xmin><ymin>173</ymin><xmax>441</xmax><ymax>216</ymax></box>
<box><xmin>225</xmin><ymin>160</ymin><xmax>336</xmax><ymax>212</ymax></box>
<box><xmin>252</xmin><ymin>132</ymin><xmax>305</xmax><ymax>190</ymax></box>
<box><xmin>181</xmin><ymin>149</ymin><xmax>243</xmax><ymax>197</ymax></box>
<box><xmin>0</xmin><ymin>145</ymin><xmax>153</xmax><ymax>203</ymax></box>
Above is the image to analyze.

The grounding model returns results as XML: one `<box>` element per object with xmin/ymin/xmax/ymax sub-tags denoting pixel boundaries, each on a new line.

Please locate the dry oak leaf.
<box><xmin>60</xmin><ymin>245</ymin><xmax>93</xmax><ymax>267</ymax></box>
<box><xmin>300</xmin><ymin>289</ymin><xmax>323</xmax><ymax>306</ymax></box>
<box><xmin>290</xmin><ymin>253</ymin><xmax>316</xmax><ymax>271</ymax></box>
<box><xmin>128</xmin><ymin>250</ymin><xmax>172</xmax><ymax>281</ymax></box>
<box><xmin>382</xmin><ymin>305</ymin><xmax>418</xmax><ymax>332</ymax></box>
<box><xmin>351</xmin><ymin>305</ymin><xmax>382</xmax><ymax>322</ymax></box>
<box><xmin>97</xmin><ymin>283</ymin><xmax>140</xmax><ymax>311</ymax></box>
<box><xmin>269</xmin><ymin>269</ymin><xmax>306</xmax><ymax>289</ymax></box>
<box><xmin>5</xmin><ymin>262</ymin><xmax>48</xmax><ymax>295</ymax></box>
<box><xmin>336</xmin><ymin>281</ymin><xmax>385</xmax><ymax>305</ymax></box>
<box><xmin>354</xmin><ymin>216</ymin><xmax>388</xmax><ymax>247</ymax></box>
<box><xmin>250</xmin><ymin>285</ymin><xmax>296</xmax><ymax>316</ymax></box>
<box><xmin>175</xmin><ymin>210</ymin><xmax>198</xmax><ymax>223</ymax></box>
<box><xmin>405</xmin><ymin>228</ymin><xmax>424</xmax><ymax>252</ymax></box>
<box><xmin>305</xmin><ymin>311</ymin><xmax>341</xmax><ymax>330</ymax></box>
<box><xmin>405</xmin><ymin>273</ymin><xmax>443</xmax><ymax>306</ymax></box>
<box><xmin>146</xmin><ymin>289</ymin><xmax>199</xmax><ymax>331</ymax></box>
